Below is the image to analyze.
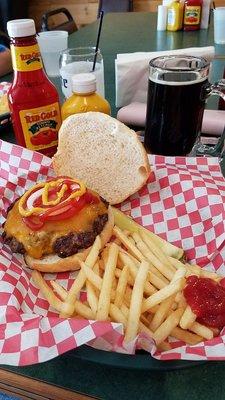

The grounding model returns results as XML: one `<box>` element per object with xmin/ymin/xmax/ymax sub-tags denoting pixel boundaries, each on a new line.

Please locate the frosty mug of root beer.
<box><xmin>144</xmin><ymin>55</ymin><xmax>225</xmax><ymax>156</ymax></box>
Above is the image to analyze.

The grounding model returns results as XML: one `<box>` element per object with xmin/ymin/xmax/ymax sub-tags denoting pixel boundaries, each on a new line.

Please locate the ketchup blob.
<box><xmin>183</xmin><ymin>275</ymin><xmax>225</xmax><ymax>329</ymax></box>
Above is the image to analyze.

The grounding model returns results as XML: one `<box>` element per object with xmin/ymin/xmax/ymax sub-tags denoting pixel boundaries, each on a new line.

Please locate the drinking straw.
<box><xmin>92</xmin><ymin>11</ymin><xmax>104</xmax><ymax>71</ymax></box>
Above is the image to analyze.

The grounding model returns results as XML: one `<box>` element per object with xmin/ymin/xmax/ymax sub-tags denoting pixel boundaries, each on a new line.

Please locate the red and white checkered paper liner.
<box><xmin>1</xmin><ymin>139</ymin><xmax>225</xmax><ymax>365</ymax></box>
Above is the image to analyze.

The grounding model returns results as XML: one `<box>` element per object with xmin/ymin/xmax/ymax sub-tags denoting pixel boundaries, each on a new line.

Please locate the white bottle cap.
<box><xmin>7</xmin><ymin>19</ymin><xmax>36</xmax><ymax>38</ymax></box>
<box><xmin>72</xmin><ymin>73</ymin><xmax>97</xmax><ymax>94</ymax></box>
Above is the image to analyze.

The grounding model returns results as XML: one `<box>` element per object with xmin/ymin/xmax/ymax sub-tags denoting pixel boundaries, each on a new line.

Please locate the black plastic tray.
<box><xmin>69</xmin><ymin>345</ymin><xmax>204</xmax><ymax>371</ymax></box>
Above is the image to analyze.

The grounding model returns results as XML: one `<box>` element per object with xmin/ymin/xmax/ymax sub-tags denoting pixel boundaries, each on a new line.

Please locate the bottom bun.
<box><xmin>25</xmin><ymin>206</ymin><xmax>114</xmax><ymax>273</ymax></box>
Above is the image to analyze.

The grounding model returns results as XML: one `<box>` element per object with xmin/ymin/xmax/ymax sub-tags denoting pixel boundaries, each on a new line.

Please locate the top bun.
<box><xmin>53</xmin><ymin>112</ymin><xmax>150</xmax><ymax>205</ymax></box>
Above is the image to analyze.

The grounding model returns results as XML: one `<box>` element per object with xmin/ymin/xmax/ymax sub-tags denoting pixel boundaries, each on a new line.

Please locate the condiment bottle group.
<box><xmin>7</xmin><ymin>19</ymin><xmax>61</xmax><ymax>157</ymax></box>
<box><xmin>157</xmin><ymin>0</ymin><xmax>206</xmax><ymax>31</ymax></box>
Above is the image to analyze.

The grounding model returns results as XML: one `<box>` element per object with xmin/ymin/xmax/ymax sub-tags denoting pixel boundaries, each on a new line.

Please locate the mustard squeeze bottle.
<box><xmin>61</xmin><ymin>73</ymin><xmax>111</xmax><ymax>121</ymax></box>
<box><xmin>167</xmin><ymin>0</ymin><xmax>184</xmax><ymax>31</ymax></box>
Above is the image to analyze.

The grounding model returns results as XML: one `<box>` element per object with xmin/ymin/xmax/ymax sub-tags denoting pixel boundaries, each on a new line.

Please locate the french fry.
<box><xmin>124</xmin><ymin>233</ymin><xmax>170</xmax><ymax>289</ymax></box>
<box><xmin>150</xmin><ymin>295</ymin><xmax>176</xmax><ymax>332</ymax></box>
<box><xmin>137</xmin><ymin>240</ymin><xmax>174</xmax><ymax>281</ymax></box>
<box><xmin>142</xmin><ymin>275</ymin><xmax>185</xmax><ymax>313</ymax></box>
<box><xmin>113</xmin><ymin>226</ymin><xmax>145</xmax><ymax>262</ymax></box>
<box><xmin>60</xmin><ymin>235</ymin><xmax>101</xmax><ymax>317</ymax></box>
<box><xmin>124</xmin><ymin>286</ymin><xmax>133</xmax><ymax>306</ymax></box>
<box><xmin>119</xmin><ymin>251</ymin><xmax>157</xmax><ymax>295</ymax></box>
<box><xmin>140</xmin><ymin>313</ymin><xmax>151</xmax><ymax>327</ymax></box>
<box><xmin>80</xmin><ymin>261</ymin><xmax>103</xmax><ymax>290</ymax></box>
<box><xmin>121</xmin><ymin>304</ymin><xmax>154</xmax><ymax>339</ymax></box>
<box><xmin>32</xmin><ymin>271</ymin><xmax>74</xmax><ymax>315</ymax></box>
<box><xmin>211</xmin><ymin>327</ymin><xmax>220</xmax><ymax>337</ymax></box>
<box><xmin>171</xmin><ymin>327</ymin><xmax>203</xmax><ymax>345</ymax></box>
<box><xmin>147</xmin><ymin>265</ymin><xmax>169</xmax><ymax>284</ymax></box>
<box><xmin>157</xmin><ymin>341</ymin><xmax>171</xmax><ymax>351</ymax></box>
<box><xmin>132</xmin><ymin>231</ymin><xmax>175</xmax><ymax>278</ymax></box>
<box><xmin>124</xmin><ymin>260</ymin><xmax>149</xmax><ymax>342</ymax></box>
<box><xmin>148</xmin><ymin>304</ymin><xmax>160</xmax><ymax>314</ymax></box>
<box><xmin>86</xmin><ymin>280</ymin><xmax>98</xmax><ymax>316</ymax></box>
<box><xmin>139</xmin><ymin>321</ymin><xmax>153</xmax><ymax>338</ymax></box>
<box><xmin>139</xmin><ymin>230</ymin><xmax>176</xmax><ymax>276</ymax></box>
<box><xmin>101</xmin><ymin>246</ymin><xmax>109</xmax><ymax>266</ymax></box>
<box><xmin>171</xmin><ymin>267</ymin><xmax>187</xmax><ymax>282</ymax></box>
<box><xmin>119</xmin><ymin>247</ymin><xmax>140</xmax><ymax>265</ymax></box>
<box><xmin>179</xmin><ymin>305</ymin><xmax>196</xmax><ymax>329</ymax></box>
<box><xmin>50</xmin><ymin>280</ymin><xmax>95</xmax><ymax>319</ymax></box>
<box><xmin>73</xmin><ymin>300</ymin><xmax>95</xmax><ymax>320</ymax></box>
<box><xmin>120</xmin><ymin>303</ymin><xmax>129</xmax><ymax>318</ymax></box>
<box><xmin>109</xmin><ymin>304</ymin><xmax>127</xmax><ymax>326</ymax></box>
<box><xmin>175</xmin><ymin>292</ymin><xmax>187</xmax><ymax>309</ymax></box>
<box><xmin>93</xmin><ymin>261</ymin><xmax>100</xmax><ymax>277</ymax></box>
<box><xmin>148</xmin><ymin>270</ymin><xmax>168</xmax><ymax>290</ymax></box>
<box><xmin>168</xmin><ymin>256</ymin><xmax>187</xmax><ymax>271</ymax></box>
<box><xmin>112</xmin><ymin>275</ymin><xmax>118</xmax><ymax>290</ymax></box>
<box><xmin>170</xmin><ymin>258</ymin><xmax>223</xmax><ymax>281</ymax></box>
<box><xmin>185</xmin><ymin>263</ymin><xmax>223</xmax><ymax>281</ymax></box>
<box><xmin>50</xmin><ymin>280</ymin><xmax>68</xmax><ymax>300</ymax></box>
<box><xmin>111</xmin><ymin>207</ymin><xmax>184</xmax><ymax>259</ymax></box>
<box><xmin>189</xmin><ymin>322</ymin><xmax>214</xmax><ymax>340</ymax></box>
<box><xmin>98</xmin><ymin>258</ymin><xmax>105</xmax><ymax>272</ymax></box>
<box><xmin>114</xmin><ymin>265</ymin><xmax>129</xmax><ymax>307</ymax></box>
<box><xmin>96</xmin><ymin>243</ymin><xmax>119</xmax><ymax>320</ymax></box>
<box><xmin>115</xmin><ymin>267</ymin><xmax>134</xmax><ymax>287</ymax></box>
<box><xmin>127</xmin><ymin>235</ymin><xmax>136</xmax><ymax>247</ymax></box>
<box><xmin>152</xmin><ymin>308</ymin><xmax>184</xmax><ymax>345</ymax></box>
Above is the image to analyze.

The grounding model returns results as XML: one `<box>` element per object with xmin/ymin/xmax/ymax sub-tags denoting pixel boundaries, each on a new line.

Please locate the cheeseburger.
<box><xmin>2</xmin><ymin>177</ymin><xmax>114</xmax><ymax>272</ymax></box>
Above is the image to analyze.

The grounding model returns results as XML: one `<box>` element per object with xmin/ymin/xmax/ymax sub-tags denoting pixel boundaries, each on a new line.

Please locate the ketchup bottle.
<box><xmin>183</xmin><ymin>0</ymin><xmax>202</xmax><ymax>31</ymax></box>
<box><xmin>7</xmin><ymin>19</ymin><xmax>61</xmax><ymax>157</ymax></box>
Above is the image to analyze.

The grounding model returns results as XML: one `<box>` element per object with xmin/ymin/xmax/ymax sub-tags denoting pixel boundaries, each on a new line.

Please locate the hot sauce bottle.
<box><xmin>183</xmin><ymin>0</ymin><xmax>202</xmax><ymax>31</ymax></box>
<box><xmin>7</xmin><ymin>19</ymin><xmax>61</xmax><ymax>157</ymax></box>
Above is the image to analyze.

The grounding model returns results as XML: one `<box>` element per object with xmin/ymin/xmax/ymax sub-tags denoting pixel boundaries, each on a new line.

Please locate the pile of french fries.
<box><xmin>32</xmin><ymin>208</ymin><xmax>222</xmax><ymax>351</ymax></box>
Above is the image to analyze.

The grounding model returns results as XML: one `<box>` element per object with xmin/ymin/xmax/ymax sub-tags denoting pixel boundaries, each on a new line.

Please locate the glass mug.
<box><xmin>144</xmin><ymin>55</ymin><xmax>225</xmax><ymax>156</ymax></box>
<box><xmin>59</xmin><ymin>47</ymin><xmax>105</xmax><ymax>99</ymax></box>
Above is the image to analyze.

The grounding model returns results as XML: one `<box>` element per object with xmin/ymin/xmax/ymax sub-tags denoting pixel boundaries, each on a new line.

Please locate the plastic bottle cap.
<box><xmin>7</xmin><ymin>19</ymin><xmax>36</xmax><ymax>38</ymax></box>
<box><xmin>72</xmin><ymin>73</ymin><xmax>97</xmax><ymax>94</ymax></box>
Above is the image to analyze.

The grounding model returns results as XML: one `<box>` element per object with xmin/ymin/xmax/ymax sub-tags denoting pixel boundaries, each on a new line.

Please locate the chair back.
<box><xmin>41</xmin><ymin>8</ymin><xmax>78</xmax><ymax>34</ymax></box>
<box><xmin>98</xmin><ymin>0</ymin><xmax>133</xmax><ymax>17</ymax></box>
<box><xmin>0</xmin><ymin>30</ymin><xmax>10</xmax><ymax>48</ymax></box>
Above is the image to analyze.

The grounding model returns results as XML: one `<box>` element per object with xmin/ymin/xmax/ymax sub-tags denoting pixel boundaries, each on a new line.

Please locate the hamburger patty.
<box><xmin>2</xmin><ymin>213</ymin><xmax>108</xmax><ymax>258</ymax></box>
<box><xmin>54</xmin><ymin>213</ymin><xmax>108</xmax><ymax>257</ymax></box>
<box><xmin>2</xmin><ymin>233</ymin><xmax>26</xmax><ymax>254</ymax></box>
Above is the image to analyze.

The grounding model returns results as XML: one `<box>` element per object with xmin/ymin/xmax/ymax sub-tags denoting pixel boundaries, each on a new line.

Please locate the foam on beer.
<box><xmin>150</xmin><ymin>71</ymin><xmax>208</xmax><ymax>86</ymax></box>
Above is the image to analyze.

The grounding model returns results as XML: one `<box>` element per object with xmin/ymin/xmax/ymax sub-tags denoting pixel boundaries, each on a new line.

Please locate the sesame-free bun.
<box><xmin>52</xmin><ymin>112</ymin><xmax>150</xmax><ymax>205</ymax></box>
<box><xmin>24</xmin><ymin>206</ymin><xmax>114</xmax><ymax>273</ymax></box>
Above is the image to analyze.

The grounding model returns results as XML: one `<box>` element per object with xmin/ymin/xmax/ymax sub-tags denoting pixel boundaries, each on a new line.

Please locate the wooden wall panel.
<box><xmin>133</xmin><ymin>1</ymin><xmax>161</xmax><ymax>12</ymax></box>
<box><xmin>28</xmin><ymin>0</ymin><xmax>225</xmax><ymax>30</ymax></box>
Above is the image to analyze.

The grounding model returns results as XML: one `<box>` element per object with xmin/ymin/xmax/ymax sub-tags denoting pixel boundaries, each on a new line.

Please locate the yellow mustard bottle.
<box><xmin>167</xmin><ymin>0</ymin><xmax>184</xmax><ymax>31</ymax></box>
<box><xmin>61</xmin><ymin>73</ymin><xmax>111</xmax><ymax>121</ymax></box>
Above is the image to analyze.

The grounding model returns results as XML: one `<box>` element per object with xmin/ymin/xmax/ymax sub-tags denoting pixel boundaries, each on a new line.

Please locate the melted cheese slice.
<box><xmin>4</xmin><ymin>198</ymin><xmax>107</xmax><ymax>259</ymax></box>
